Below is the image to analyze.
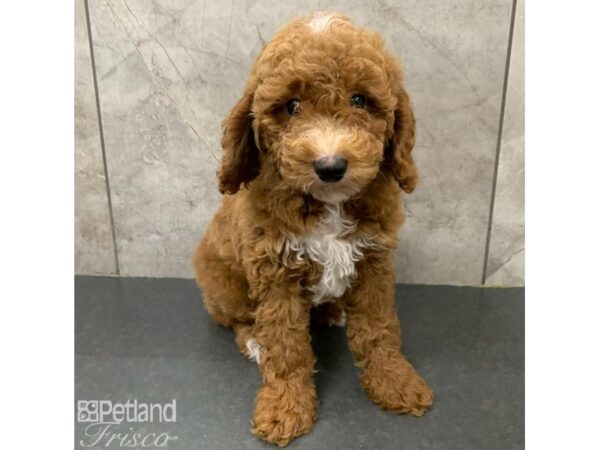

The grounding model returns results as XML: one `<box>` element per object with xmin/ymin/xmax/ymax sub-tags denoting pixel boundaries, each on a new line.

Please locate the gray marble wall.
<box><xmin>75</xmin><ymin>0</ymin><xmax>524</xmax><ymax>286</ymax></box>
<box><xmin>75</xmin><ymin>0</ymin><xmax>116</xmax><ymax>274</ymax></box>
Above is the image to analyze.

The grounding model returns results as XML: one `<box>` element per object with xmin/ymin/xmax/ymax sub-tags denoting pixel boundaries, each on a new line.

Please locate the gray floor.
<box><xmin>75</xmin><ymin>276</ymin><xmax>524</xmax><ymax>450</ymax></box>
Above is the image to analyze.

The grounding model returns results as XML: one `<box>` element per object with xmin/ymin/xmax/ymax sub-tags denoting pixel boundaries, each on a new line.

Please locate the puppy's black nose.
<box><xmin>314</xmin><ymin>156</ymin><xmax>347</xmax><ymax>182</ymax></box>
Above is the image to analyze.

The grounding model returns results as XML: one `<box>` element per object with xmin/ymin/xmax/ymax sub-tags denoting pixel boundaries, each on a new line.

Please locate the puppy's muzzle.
<box><xmin>314</xmin><ymin>156</ymin><xmax>347</xmax><ymax>182</ymax></box>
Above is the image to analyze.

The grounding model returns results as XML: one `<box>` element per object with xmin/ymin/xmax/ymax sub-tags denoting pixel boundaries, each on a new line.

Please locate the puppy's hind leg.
<box><xmin>193</xmin><ymin>237</ymin><xmax>254</xmax><ymax>329</ymax></box>
<box><xmin>311</xmin><ymin>299</ymin><xmax>346</xmax><ymax>327</ymax></box>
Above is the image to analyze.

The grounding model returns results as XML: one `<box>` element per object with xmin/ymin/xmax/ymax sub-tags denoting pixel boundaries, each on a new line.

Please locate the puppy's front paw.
<box><xmin>362</xmin><ymin>357</ymin><xmax>433</xmax><ymax>416</ymax></box>
<box><xmin>252</xmin><ymin>379</ymin><xmax>317</xmax><ymax>447</ymax></box>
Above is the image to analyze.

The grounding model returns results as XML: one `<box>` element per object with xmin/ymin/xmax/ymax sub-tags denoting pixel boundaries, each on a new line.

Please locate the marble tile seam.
<box><xmin>482</xmin><ymin>0</ymin><xmax>519</xmax><ymax>285</ymax></box>
<box><xmin>84</xmin><ymin>0</ymin><xmax>120</xmax><ymax>275</ymax></box>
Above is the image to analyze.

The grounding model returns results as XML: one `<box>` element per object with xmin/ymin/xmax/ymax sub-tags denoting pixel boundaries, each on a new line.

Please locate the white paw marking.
<box><xmin>328</xmin><ymin>310</ymin><xmax>346</xmax><ymax>327</ymax></box>
<box><xmin>246</xmin><ymin>338</ymin><xmax>262</xmax><ymax>365</ymax></box>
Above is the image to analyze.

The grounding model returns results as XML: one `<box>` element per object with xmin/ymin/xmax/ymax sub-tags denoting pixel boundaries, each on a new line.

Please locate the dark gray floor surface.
<box><xmin>75</xmin><ymin>276</ymin><xmax>524</xmax><ymax>450</ymax></box>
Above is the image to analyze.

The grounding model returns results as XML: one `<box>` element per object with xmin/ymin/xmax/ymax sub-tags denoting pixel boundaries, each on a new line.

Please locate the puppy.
<box><xmin>194</xmin><ymin>12</ymin><xmax>433</xmax><ymax>446</ymax></box>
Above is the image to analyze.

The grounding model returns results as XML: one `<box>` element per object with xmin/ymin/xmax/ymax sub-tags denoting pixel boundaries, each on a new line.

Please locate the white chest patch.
<box><xmin>284</xmin><ymin>204</ymin><xmax>373</xmax><ymax>305</ymax></box>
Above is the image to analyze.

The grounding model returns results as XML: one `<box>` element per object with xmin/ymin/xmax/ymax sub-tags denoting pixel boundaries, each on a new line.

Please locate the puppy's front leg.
<box><xmin>345</xmin><ymin>255</ymin><xmax>433</xmax><ymax>415</ymax></box>
<box><xmin>251</xmin><ymin>287</ymin><xmax>317</xmax><ymax>447</ymax></box>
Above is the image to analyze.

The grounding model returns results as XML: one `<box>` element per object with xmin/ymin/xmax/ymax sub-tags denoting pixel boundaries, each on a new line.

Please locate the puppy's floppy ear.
<box><xmin>385</xmin><ymin>87</ymin><xmax>418</xmax><ymax>193</ymax></box>
<box><xmin>218</xmin><ymin>89</ymin><xmax>261</xmax><ymax>195</ymax></box>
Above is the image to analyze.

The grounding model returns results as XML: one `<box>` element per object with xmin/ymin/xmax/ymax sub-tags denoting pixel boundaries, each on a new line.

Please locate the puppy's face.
<box><xmin>218</xmin><ymin>13</ymin><xmax>418</xmax><ymax>203</ymax></box>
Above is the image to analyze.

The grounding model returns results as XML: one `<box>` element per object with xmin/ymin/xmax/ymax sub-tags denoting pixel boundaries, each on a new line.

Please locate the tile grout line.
<box><xmin>481</xmin><ymin>0</ymin><xmax>518</xmax><ymax>285</ymax></box>
<box><xmin>84</xmin><ymin>0</ymin><xmax>120</xmax><ymax>275</ymax></box>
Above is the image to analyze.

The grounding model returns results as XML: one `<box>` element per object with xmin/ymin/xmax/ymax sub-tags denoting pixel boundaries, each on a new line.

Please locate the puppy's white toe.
<box><xmin>246</xmin><ymin>338</ymin><xmax>262</xmax><ymax>364</ymax></box>
<box><xmin>328</xmin><ymin>310</ymin><xmax>346</xmax><ymax>327</ymax></box>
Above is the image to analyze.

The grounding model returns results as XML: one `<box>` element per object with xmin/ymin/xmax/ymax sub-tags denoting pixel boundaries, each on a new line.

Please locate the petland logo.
<box><xmin>77</xmin><ymin>400</ymin><xmax>179</xmax><ymax>448</ymax></box>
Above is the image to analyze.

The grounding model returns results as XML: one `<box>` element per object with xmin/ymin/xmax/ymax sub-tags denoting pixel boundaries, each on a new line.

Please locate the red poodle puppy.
<box><xmin>194</xmin><ymin>12</ymin><xmax>433</xmax><ymax>446</ymax></box>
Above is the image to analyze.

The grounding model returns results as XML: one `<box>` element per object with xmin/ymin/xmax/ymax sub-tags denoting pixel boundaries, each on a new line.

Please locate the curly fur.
<box><xmin>194</xmin><ymin>12</ymin><xmax>432</xmax><ymax>447</ymax></box>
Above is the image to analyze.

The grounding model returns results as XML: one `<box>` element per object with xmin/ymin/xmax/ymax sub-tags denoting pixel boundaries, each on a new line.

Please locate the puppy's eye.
<box><xmin>350</xmin><ymin>94</ymin><xmax>366</xmax><ymax>108</ymax></box>
<box><xmin>285</xmin><ymin>99</ymin><xmax>300</xmax><ymax>116</ymax></box>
